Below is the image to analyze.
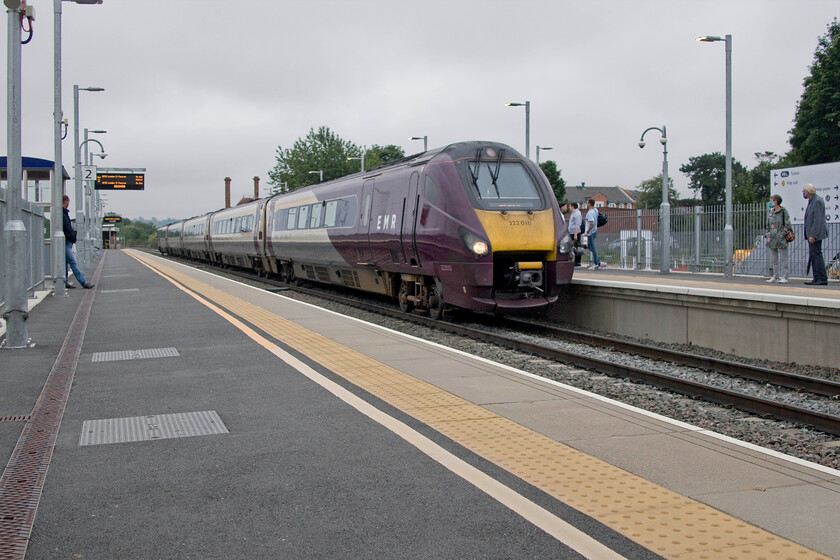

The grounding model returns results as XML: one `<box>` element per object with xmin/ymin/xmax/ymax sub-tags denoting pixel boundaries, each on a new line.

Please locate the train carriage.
<box><xmin>167</xmin><ymin>222</ymin><xmax>184</xmax><ymax>256</ymax></box>
<box><xmin>264</xmin><ymin>141</ymin><xmax>574</xmax><ymax>316</ymax></box>
<box><xmin>181</xmin><ymin>213</ymin><xmax>213</xmax><ymax>261</ymax></box>
<box><xmin>208</xmin><ymin>200</ymin><xmax>266</xmax><ymax>269</ymax></box>
<box><xmin>156</xmin><ymin>226</ymin><xmax>168</xmax><ymax>254</ymax></box>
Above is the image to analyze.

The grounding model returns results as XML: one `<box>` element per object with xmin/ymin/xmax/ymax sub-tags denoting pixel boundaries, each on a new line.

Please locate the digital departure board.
<box><xmin>103</xmin><ymin>215</ymin><xmax>122</xmax><ymax>223</ymax></box>
<box><xmin>95</xmin><ymin>173</ymin><xmax>145</xmax><ymax>190</ymax></box>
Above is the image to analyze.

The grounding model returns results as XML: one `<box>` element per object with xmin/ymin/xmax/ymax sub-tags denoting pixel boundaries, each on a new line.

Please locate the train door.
<box><xmin>359</xmin><ymin>179</ymin><xmax>375</xmax><ymax>264</ymax></box>
<box><xmin>401</xmin><ymin>171</ymin><xmax>421</xmax><ymax>266</ymax></box>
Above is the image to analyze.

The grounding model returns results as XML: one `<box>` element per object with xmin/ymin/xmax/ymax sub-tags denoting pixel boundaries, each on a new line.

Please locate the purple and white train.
<box><xmin>158</xmin><ymin>141</ymin><xmax>575</xmax><ymax>317</ymax></box>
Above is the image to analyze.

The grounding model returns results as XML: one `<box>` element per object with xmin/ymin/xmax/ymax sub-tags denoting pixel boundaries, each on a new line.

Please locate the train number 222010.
<box><xmin>508</xmin><ymin>220</ymin><xmax>532</xmax><ymax>226</ymax></box>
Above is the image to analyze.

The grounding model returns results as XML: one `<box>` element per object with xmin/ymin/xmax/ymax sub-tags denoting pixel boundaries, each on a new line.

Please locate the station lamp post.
<box><xmin>308</xmin><ymin>170</ymin><xmax>323</xmax><ymax>183</ymax></box>
<box><xmin>409</xmin><ymin>136</ymin><xmax>428</xmax><ymax>152</ymax></box>
<box><xmin>505</xmin><ymin>101</ymin><xmax>530</xmax><ymax>159</ymax></box>
<box><xmin>697</xmin><ymin>34</ymin><xmax>733</xmax><ymax>277</ymax></box>
<box><xmin>638</xmin><ymin>125</ymin><xmax>670</xmax><ymax>274</ymax></box>
<box><xmin>4</xmin><ymin>0</ymin><xmax>29</xmax><ymax>347</ymax></box>
<box><xmin>347</xmin><ymin>155</ymin><xmax>364</xmax><ymax>172</ymax></box>
<box><xmin>73</xmin><ymin>85</ymin><xmax>104</xmax><ymax>271</ymax></box>
<box><xmin>82</xmin><ymin>130</ymin><xmax>106</xmax><ymax>259</ymax></box>
<box><xmin>52</xmin><ymin>0</ymin><xmax>104</xmax><ymax>298</ymax></box>
<box><xmin>536</xmin><ymin>146</ymin><xmax>553</xmax><ymax>165</ymax></box>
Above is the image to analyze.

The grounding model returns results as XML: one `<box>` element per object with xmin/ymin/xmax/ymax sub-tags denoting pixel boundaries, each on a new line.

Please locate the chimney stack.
<box><xmin>253</xmin><ymin>176</ymin><xmax>260</xmax><ymax>200</ymax></box>
<box><xmin>224</xmin><ymin>177</ymin><xmax>231</xmax><ymax>208</ymax></box>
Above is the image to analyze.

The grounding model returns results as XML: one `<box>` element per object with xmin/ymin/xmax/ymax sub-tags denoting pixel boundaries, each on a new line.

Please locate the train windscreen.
<box><xmin>466</xmin><ymin>161</ymin><xmax>544</xmax><ymax>210</ymax></box>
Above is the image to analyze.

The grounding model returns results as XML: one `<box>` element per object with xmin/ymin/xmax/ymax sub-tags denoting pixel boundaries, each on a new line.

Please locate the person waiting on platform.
<box><xmin>568</xmin><ymin>202</ymin><xmax>583</xmax><ymax>267</ymax></box>
<box><xmin>62</xmin><ymin>195</ymin><xmax>95</xmax><ymax>290</ymax></box>
<box><xmin>765</xmin><ymin>194</ymin><xmax>791</xmax><ymax>284</ymax></box>
<box><xmin>582</xmin><ymin>199</ymin><xmax>605</xmax><ymax>269</ymax></box>
<box><xmin>802</xmin><ymin>183</ymin><xmax>828</xmax><ymax>285</ymax></box>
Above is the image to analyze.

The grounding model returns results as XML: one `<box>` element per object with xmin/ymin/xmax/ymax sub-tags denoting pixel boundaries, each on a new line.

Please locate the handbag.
<box><xmin>783</xmin><ymin>212</ymin><xmax>794</xmax><ymax>243</ymax></box>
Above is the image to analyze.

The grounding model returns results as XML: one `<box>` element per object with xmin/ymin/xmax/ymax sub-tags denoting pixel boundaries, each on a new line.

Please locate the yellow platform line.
<box><xmin>128</xmin><ymin>250</ymin><xmax>829</xmax><ymax>560</ymax></box>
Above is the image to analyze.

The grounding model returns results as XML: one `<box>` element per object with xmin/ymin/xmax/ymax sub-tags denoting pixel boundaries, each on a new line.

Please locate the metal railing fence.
<box><xmin>585</xmin><ymin>203</ymin><xmax>840</xmax><ymax>278</ymax></box>
<box><xmin>1</xmin><ymin>186</ymin><xmax>49</xmax><ymax>315</ymax></box>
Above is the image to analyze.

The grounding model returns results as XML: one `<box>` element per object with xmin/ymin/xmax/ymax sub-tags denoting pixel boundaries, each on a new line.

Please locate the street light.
<box><xmin>347</xmin><ymin>154</ymin><xmax>365</xmax><ymax>172</ymax></box>
<box><xmin>3</xmin><ymin>0</ymin><xmax>30</xmax><ymax>347</ymax></box>
<box><xmin>52</xmin><ymin>0</ymin><xmax>104</xmax><ymax>298</ymax></box>
<box><xmin>83</xmin><ymin>129</ymin><xmax>106</xmax><ymax>257</ymax></box>
<box><xmin>308</xmin><ymin>170</ymin><xmax>323</xmax><ymax>182</ymax></box>
<box><xmin>536</xmin><ymin>146</ymin><xmax>553</xmax><ymax>165</ymax></box>
<box><xmin>697</xmin><ymin>34</ymin><xmax>733</xmax><ymax>277</ymax></box>
<box><xmin>73</xmin><ymin>85</ymin><xmax>104</xmax><ymax>271</ymax></box>
<box><xmin>409</xmin><ymin>136</ymin><xmax>428</xmax><ymax>152</ymax></box>
<box><xmin>505</xmin><ymin>101</ymin><xmax>530</xmax><ymax>159</ymax></box>
<box><xmin>638</xmin><ymin>126</ymin><xmax>670</xmax><ymax>274</ymax></box>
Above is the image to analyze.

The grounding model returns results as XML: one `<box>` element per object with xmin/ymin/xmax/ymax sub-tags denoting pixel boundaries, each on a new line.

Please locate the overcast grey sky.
<box><xmin>2</xmin><ymin>0</ymin><xmax>838</xmax><ymax>220</ymax></box>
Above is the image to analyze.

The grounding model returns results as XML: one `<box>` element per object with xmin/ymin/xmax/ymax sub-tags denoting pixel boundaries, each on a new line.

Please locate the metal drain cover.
<box><xmin>79</xmin><ymin>410</ymin><xmax>228</xmax><ymax>446</ymax></box>
<box><xmin>91</xmin><ymin>347</ymin><xmax>180</xmax><ymax>363</ymax></box>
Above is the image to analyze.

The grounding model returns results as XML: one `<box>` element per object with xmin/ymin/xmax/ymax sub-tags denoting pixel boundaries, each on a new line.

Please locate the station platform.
<box><xmin>555</xmin><ymin>268</ymin><xmax>840</xmax><ymax>369</ymax></box>
<box><xmin>1</xmin><ymin>249</ymin><xmax>839</xmax><ymax>559</ymax></box>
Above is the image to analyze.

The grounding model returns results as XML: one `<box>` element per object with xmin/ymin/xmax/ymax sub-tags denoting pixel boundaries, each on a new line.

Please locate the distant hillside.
<box><xmin>134</xmin><ymin>217</ymin><xmax>180</xmax><ymax>227</ymax></box>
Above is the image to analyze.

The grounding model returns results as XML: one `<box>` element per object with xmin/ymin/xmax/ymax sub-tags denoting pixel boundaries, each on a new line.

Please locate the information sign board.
<box><xmin>103</xmin><ymin>215</ymin><xmax>122</xmax><ymax>224</ymax></box>
<box><xmin>95</xmin><ymin>173</ymin><xmax>145</xmax><ymax>190</ymax></box>
<box><xmin>771</xmin><ymin>161</ymin><xmax>840</xmax><ymax>224</ymax></box>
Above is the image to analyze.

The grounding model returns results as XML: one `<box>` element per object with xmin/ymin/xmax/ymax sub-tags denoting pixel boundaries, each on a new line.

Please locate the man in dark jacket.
<box><xmin>62</xmin><ymin>195</ymin><xmax>94</xmax><ymax>289</ymax></box>
<box><xmin>803</xmin><ymin>183</ymin><xmax>828</xmax><ymax>285</ymax></box>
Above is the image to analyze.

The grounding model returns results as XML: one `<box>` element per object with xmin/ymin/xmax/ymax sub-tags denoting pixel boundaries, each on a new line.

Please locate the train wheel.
<box><xmin>398</xmin><ymin>284</ymin><xmax>414</xmax><ymax>313</ymax></box>
<box><xmin>427</xmin><ymin>279</ymin><xmax>444</xmax><ymax>320</ymax></box>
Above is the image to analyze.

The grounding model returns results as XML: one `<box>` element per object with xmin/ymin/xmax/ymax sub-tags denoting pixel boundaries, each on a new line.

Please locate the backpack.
<box><xmin>597</xmin><ymin>212</ymin><xmax>608</xmax><ymax>227</ymax></box>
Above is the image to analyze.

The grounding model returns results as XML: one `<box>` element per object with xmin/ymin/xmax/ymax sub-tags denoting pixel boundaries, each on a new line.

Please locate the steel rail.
<box><xmin>502</xmin><ymin>318</ymin><xmax>840</xmax><ymax>398</ymax></box>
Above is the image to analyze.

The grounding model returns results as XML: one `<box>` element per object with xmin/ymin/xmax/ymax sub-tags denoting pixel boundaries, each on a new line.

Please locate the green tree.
<box><xmin>268</xmin><ymin>126</ymin><xmax>361</xmax><ymax>190</ymax></box>
<box><xmin>746</xmin><ymin>151</ymin><xmax>782</xmax><ymax>203</ymax></box>
<box><xmin>635</xmin><ymin>174</ymin><xmax>679</xmax><ymax>210</ymax></box>
<box><xmin>118</xmin><ymin>217</ymin><xmax>158</xmax><ymax>247</ymax></box>
<box><xmin>539</xmin><ymin>160</ymin><xmax>566</xmax><ymax>203</ymax></box>
<box><xmin>788</xmin><ymin>19</ymin><xmax>840</xmax><ymax>166</ymax></box>
<box><xmin>364</xmin><ymin>144</ymin><xmax>405</xmax><ymax>169</ymax></box>
<box><xmin>679</xmin><ymin>152</ymin><xmax>750</xmax><ymax>205</ymax></box>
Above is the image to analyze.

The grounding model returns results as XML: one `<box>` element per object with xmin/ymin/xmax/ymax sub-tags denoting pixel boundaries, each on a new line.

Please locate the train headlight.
<box><xmin>558</xmin><ymin>233</ymin><xmax>573</xmax><ymax>254</ymax></box>
<box><xmin>459</xmin><ymin>227</ymin><xmax>490</xmax><ymax>256</ymax></box>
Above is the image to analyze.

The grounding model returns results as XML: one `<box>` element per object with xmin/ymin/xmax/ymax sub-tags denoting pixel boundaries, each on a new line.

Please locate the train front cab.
<box><xmin>417</xmin><ymin>144</ymin><xmax>574</xmax><ymax>315</ymax></box>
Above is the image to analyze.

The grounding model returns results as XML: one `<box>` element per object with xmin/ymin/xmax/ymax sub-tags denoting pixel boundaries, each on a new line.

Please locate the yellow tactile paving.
<box><xmin>128</xmin><ymin>250</ymin><xmax>831</xmax><ymax>560</ymax></box>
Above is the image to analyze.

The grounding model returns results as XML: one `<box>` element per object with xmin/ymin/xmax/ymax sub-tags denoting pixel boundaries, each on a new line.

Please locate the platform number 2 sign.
<box><xmin>82</xmin><ymin>166</ymin><xmax>97</xmax><ymax>181</ymax></box>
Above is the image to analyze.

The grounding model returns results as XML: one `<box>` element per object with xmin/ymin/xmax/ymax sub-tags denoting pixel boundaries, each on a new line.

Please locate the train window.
<box><xmin>324</xmin><ymin>201</ymin><xmax>338</xmax><ymax>227</ymax></box>
<box><xmin>298</xmin><ymin>205</ymin><xmax>310</xmax><ymax>229</ymax></box>
<box><xmin>286</xmin><ymin>207</ymin><xmax>297</xmax><ymax>230</ymax></box>
<box><xmin>323</xmin><ymin>197</ymin><xmax>357</xmax><ymax>228</ymax></box>
<box><xmin>424</xmin><ymin>176</ymin><xmax>441</xmax><ymax>206</ymax></box>
<box><xmin>274</xmin><ymin>209</ymin><xmax>287</xmax><ymax>231</ymax></box>
<box><xmin>310</xmin><ymin>203</ymin><xmax>323</xmax><ymax>228</ymax></box>
<box><xmin>465</xmin><ymin>161</ymin><xmax>544</xmax><ymax>210</ymax></box>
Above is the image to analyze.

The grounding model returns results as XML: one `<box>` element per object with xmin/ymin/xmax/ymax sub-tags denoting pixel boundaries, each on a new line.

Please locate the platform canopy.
<box><xmin>0</xmin><ymin>156</ymin><xmax>71</xmax><ymax>181</ymax></box>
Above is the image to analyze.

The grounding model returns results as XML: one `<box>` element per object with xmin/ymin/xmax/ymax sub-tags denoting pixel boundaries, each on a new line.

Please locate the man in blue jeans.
<box><xmin>582</xmin><ymin>198</ymin><xmax>604</xmax><ymax>269</ymax></box>
<box><xmin>62</xmin><ymin>195</ymin><xmax>95</xmax><ymax>289</ymax></box>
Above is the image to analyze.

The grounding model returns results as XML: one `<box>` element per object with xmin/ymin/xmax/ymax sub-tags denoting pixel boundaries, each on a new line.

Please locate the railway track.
<box><xmin>164</xmin><ymin>254</ymin><xmax>840</xmax><ymax>436</ymax></box>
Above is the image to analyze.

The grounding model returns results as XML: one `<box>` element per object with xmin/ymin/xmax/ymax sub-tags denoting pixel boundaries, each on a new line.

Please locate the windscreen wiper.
<box><xmin>468</xmin><ymin>148</ymin><xmax>483</xmax><ymax>198</ymax></box>
<box><xmin>486</xmin><ymin>148</ymin><xmax>504</xmax><ymax>197</ymax></box>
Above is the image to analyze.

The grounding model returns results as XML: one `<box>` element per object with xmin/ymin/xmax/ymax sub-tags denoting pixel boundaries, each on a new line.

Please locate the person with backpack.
<box><xmin>582</xmin><ymin>199</ymin><xmax>606</xmax><ymax>269</ymax></box>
